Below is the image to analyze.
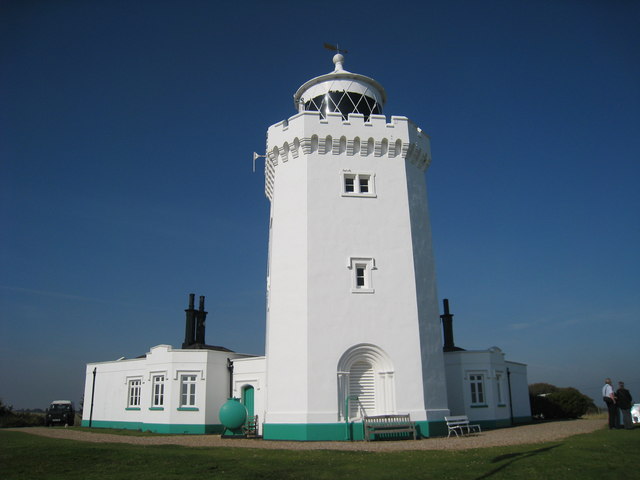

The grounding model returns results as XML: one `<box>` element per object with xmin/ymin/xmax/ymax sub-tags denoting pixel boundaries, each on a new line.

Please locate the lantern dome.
<box><xmin>293</xmin><ymin>54</ymin><xmax>387</xmax><ymax>121</ymax></box>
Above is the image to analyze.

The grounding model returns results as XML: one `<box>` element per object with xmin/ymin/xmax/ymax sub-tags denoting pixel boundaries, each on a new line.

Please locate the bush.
<box><xmin>529</xmin><ymin>385</ymin><xmax>594</xmax><ymax>419</ymax></box>
<box><xmin>529</xmin><ymin>383</ymin><xmax>559</xmax><ymax>397</ymax></box>
<box><xmin>0</xmin><ymin>399</ymin><xmax>44</xmax><ymax>428</ymax></box>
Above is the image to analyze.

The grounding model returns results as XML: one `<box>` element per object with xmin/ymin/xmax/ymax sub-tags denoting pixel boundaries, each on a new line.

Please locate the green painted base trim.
<box><xmin>263</xmin><ymin>420</ymin><xmax>449</xmax><ymax>441</ymax></box>
<box><xmin>472</xmin><ymin>416</ymin><xmax>533</xmax><ymax>430</ymax></box>
<box><xmin>513</xmin><ymin>415</ymin><xmax>533</xmax><ymax>425</ymax></box>
<box><xmin>263</xmin><ymin>423</ymin><xmax>352</xmax><ymax>441</ymax></box>
<box><xmin>415</xmin><ymin>420</ymin><xmax>448</xmax><ymax>438</ymax></box>
<box><xmin>80</xmin><ymin>419</ymin><xmax>224</xmax><ymax>434</ymax></box>
<box><xmin>177</xmin><ymin>407</ymin><xmax>199</xmax><ymax>411</ymax></box>
<box><xmin>149</xmin><ymin>407</ymin><xmax>164</xmax><ymax>411</ymax></box>
<box><xmin>125</xmin><ymin>407</ymin><xmax>140</xmax><ymax>411</ymax></box>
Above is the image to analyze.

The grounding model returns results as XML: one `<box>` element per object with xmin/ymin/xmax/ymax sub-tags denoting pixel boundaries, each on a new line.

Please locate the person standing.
<box><xmin>603</xmin><ymin>378</ymin><xmax>617</xmax><ymax>429</ymax></box>
<box><xmin>616</xmin><ymin>381</ymin><xmax>634</xmax><ymax>430</ymax></box>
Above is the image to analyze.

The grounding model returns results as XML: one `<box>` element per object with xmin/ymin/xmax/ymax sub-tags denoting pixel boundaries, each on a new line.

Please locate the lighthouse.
<box><xmin>79</xmin><ymin>53</ymin><xmax>532</xmax><ymax>438</ymax></box>
<box><xmin>262</xmin><ymin>53</ymin><xmax>450</xmax><ymax>440</ymax></box>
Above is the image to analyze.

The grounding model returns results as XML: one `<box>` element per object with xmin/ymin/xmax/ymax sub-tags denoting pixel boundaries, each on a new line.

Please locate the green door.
<box><xmin>242</xmin><ymin>386</ymin><xmax>254</xmax><ymax>418</ymax></box>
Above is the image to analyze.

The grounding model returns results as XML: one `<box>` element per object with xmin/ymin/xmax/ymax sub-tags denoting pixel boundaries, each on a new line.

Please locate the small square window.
<box><xmin>348</xmin><ymin>257</ymin><xmax>375</xmax><ymax>293</ymax></box>
<box><xmin>341</xmin><ymin>172</ymin><xmax>375</xmax><ymax>197</ymax></box>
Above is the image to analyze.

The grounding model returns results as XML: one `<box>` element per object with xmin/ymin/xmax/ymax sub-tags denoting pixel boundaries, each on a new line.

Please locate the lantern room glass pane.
<box><xmin>304</xmin><ymin>92</ymin><xmax>381</xmax><ymax>120</ymax></box>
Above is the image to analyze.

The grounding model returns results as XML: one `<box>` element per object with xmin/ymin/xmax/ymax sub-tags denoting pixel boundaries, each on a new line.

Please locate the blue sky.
<box><xmin>1</xmin><ymin>0</ymin><xmax>638</xmax><ymax>410</ymax></box>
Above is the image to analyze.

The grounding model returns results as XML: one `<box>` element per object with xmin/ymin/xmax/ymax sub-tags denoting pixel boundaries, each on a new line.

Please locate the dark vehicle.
<box><xmin>45</xmin><ymin>400</ymin><xmax>75</xmax><ymax>427</ymax></box>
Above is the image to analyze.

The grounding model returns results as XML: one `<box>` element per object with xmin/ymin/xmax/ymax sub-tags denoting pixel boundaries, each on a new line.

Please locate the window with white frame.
<box><xmin>180</xmin><ymin>374</ymin><xmax>197</xmax><ymax>407</ymax></box>
<box><xmin>151</xmin><ymin>374</ymin><xmax>165</xmax><ymax>407</ymax></box>
<box><xmin>342</xmin><ymin>172</ymin><xmax>375</xmax><ymax>197</ymax></box>
<box><xmin>348</xmin><ymin>257</ymin><xmax>375</xmax><ymax>293</ymax></box>
<box><xmin>127</xmin><ymin>379</ymin><xmax>141</xmax><ymax>408</ymax></box>
<box><xmin>469</xmin><ymin>374</ymin><xmax>485</xmax><ymax>405</ymax></box>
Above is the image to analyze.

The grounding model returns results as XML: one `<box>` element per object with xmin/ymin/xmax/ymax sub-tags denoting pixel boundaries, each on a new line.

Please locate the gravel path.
<box><xmin>10</xmin><ymin>419</ymin><xmax>606</xmax><ymax>451</ymax></box>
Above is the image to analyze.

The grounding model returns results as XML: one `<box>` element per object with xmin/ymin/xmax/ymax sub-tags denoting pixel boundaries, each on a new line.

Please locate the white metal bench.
<box><xmin>445</xmin><ymin>415</ymin><xmax>481</xmax><ymax>437</ymax></box>
<box><xmin>363</xmin><ymin>414</ymin><xmax>417</xmax><ymax>441</ymax></box>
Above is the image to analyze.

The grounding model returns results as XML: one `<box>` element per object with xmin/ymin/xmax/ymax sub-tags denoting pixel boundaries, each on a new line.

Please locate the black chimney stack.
<box><xmin>195</xmin><ymin>295</ymin><xmax>207</xmax><ymax>345</ymax></box>
<box><xmin>441</xmin><ymin>298</ymin><xmax>456</xmax><ymax>351</ymax></box>
<box><xmin>182</xmin><ymin>293</ymin><xmax>197</xmax><ymax>348</ymax></box>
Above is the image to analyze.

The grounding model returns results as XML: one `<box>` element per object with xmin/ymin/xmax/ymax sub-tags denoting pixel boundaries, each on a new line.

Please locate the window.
<box><xmin>152</xmin><ymin>374</ymin><xmax>165</xmax><ymax>407</ymax></box>
<box><xmin>345</xmin><ymin>176</ymin><xmax>355</xmax><ymax>193</ymax></box>
<box><xmin>355</xmin><ymin>266</ymin><xmax>366</xmax><ymax>287</ymax></box>
<box><xmin>342</xmin><ymin>173</ymin><xmax>375</xmax><ymax>197</ymax></box>
<box><xmin>303</xmin><ymin>91</ymin><xmax>382</xmax><ymax>121</ymax></box>
<box><xmin>348</xmin><ymin>257</ymin><xmax>375</xmax><ymax>293</ymax></box>
<box><xmin>180</xmin><ymin>374</ymin><xmax>197</xmax><ymax>407</ymax></box>
<box><xmin>127</xmin><ymin>379</ymin><xmax>141</xmax><ymax>408</ymax></box>
<box><xmin>359</xmin><ymin>176</ymin><xmax>369</xmax><ymax>193</ymax></box>
<box><xmin>469</xmin><ymin>374</ymin><xmax>485</xmax><ymax>405</ymax></box>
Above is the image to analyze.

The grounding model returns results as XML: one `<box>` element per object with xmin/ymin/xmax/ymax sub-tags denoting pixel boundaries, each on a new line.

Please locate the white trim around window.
<box><xmin>347</xmin><ymin>257</ymin><xmax>376</xmax><ymax>293</ymax></box>
<box><xmin>179</xmin><ymin>373</ymin><xmax>198</xmax><ymax>408</ymax></box>
<box><xmin>126</xmin><ymin>377</ymin><xmax>142</xmax><ymax>409</ymax></box>
<box><xmin>151</xmin><ymin>373</ymin><xmax>166</xmax><ymax>408</ymax></box>
<box><xmin>341</xmin><ymin>171</ymin><xmax>376</xmax><ymax>197</ymax></box>
<box><xmin>467</xmin><ymin>372</ymin><xmax>487</xmax><ymax>406</ymax></box>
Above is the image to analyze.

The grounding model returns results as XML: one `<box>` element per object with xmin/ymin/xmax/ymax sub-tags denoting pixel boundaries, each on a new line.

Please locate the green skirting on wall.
<box><xmin>263</xmin><ymin>421</ymin><xmax>448</xmax><ymax>441</ymax></box>
<box><xmin>468</xmin><ymin>416</ymin><xmax>533</xmax><ymax>430</ymax></box>
<box><xmin>80</xmin><ymin>419</ymin><xmax>224</xmax><ymax>434</ymax></box>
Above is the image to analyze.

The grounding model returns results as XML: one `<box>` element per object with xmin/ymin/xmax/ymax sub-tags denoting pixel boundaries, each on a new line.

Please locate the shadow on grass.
<box><xmin>474</xmin><ymin>444</ymin><xmax>561</xmax><ymax>479</ymax></box>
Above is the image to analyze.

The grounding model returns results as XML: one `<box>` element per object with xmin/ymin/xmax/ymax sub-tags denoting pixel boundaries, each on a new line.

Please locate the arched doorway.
<box><xmin>337</xmin><ymin>344</ymin><xmax>395</xmax><ymax>421</ymax></box>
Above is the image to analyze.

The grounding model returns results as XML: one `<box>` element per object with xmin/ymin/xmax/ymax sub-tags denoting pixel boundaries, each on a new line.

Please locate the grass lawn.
<box><xmin>1</xmin><ymin>427</ymin><xmax>638</xmax><ymax>480</ymax></box>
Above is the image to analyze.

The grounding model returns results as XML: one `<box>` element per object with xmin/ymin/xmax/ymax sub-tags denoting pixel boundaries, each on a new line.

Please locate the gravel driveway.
<box><xmin>11</xmin><ymin>419</ymin><xmax>606</xmax><ymax>451</ymax></box>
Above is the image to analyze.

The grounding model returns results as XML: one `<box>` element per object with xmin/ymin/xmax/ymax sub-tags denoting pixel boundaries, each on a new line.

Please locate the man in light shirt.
<box><xmin>602</xmin><ymin>378</ymin><xmax>618</xmax><ymax>429</ymax></box>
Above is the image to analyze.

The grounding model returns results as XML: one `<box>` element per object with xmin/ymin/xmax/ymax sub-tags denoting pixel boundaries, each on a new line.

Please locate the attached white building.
<box><xmin>82</xmin><ymin>54</ymin><xmax>531</xmax><ymax>439</ymax></box>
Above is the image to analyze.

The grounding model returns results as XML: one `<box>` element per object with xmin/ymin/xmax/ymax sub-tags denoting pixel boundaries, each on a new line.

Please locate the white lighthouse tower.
<box><xmin>262</xmin><ymin>54</ymin><xmax>449</xmax><ymax>440</ymax></box>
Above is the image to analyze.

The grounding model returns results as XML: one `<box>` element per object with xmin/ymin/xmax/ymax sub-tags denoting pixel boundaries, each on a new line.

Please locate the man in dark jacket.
<box><xmin>616</xmin><ymin>381</ymin><xmax>634</xmax><ymax>429</ymax></box>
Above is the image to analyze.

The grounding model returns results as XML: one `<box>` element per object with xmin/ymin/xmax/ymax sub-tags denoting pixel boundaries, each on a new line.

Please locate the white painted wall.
<box><xmin>264</xmin><ymin>111</ymin><xmax>448</xmax><ymax>426</ymax></box>
<box><xmin>232</xmin><ymin>356</ymin><xmax>266</xmax><ymax>434</ymax></box>
<box><xmin>82</xmin><ymin>345</ymin><xmax>248</xmax><ymax>431</ymax></box>
<box><xmin>506</xmin><ymin>361</ymin><xmax>531</xmax><ymax>419</ymax></box>
<box><xmin>444</xmin><ymin>349</ymin><xmax>530</xmax><ymax>423</ymax></box>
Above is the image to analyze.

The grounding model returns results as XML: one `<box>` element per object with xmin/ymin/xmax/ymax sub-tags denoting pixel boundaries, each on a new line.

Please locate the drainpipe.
<box><xmin>89</xmin><ymin>367</ymin><xmax>96</xmax><ymax>427</ymax></box>
<box><xmin>507</xmin><ymin>367</ymin><xmax>514</xmax><ymax>426</ymax></box>
<box><xmin>226</xmin><ymin>358</ymin><xmax>234</xmax><ymax>398</ymax></box>
<box><xmin>344</xmin><ymin>395</ymin><xmax>358</xmax><ymax>441</ymax></box>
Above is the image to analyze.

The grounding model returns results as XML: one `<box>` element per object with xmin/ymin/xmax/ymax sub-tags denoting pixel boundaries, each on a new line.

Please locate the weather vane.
<box><xmin>323</xmin><ymin>43</ymin><xmax>349</xmax><ymax>55</ymax></box>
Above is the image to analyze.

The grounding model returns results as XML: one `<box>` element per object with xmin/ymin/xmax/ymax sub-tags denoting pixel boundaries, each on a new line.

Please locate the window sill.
<box><xmin>341</xmin><ymin>193</ymin><xmax>377</xmax><ymax>198</ymax></box>
<box><xmin>149</xmin><ymin>407</ymin><xmax>164</xmax><ymax>411</ymax></box>
<box><xmin>470</xmin><ymin>404</ymin><xmax>488</xmax><ymax>408</ymax></box>
<box><xmin>177</xmin><ymin>407</ymin><xmax>199</xmax><ymax>411</ymax></box>
<box><xmin>351</xmin><ymin>288</ymin><xmax>374</xmax><ymax>294</ymax></box>
<box><xmin>125</xmin><ymin>407</ymin><xmax>141</xmax><ymax>411</ymax></box>
<box><xmin>497</xmin><ymin>404</ymin><xmax>507</xmax><ymax>408</ymax></box>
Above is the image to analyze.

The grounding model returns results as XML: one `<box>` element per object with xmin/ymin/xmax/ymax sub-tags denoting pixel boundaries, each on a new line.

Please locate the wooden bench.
<box><xmin>445</xmin><ymin>415</ymin><xmax>481</xmax><ymax>437</ymax></box>
<box><xmin>363</xmin><ymin>414</ymin><xmax>417</xmax><ymax>441</ymax></box>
